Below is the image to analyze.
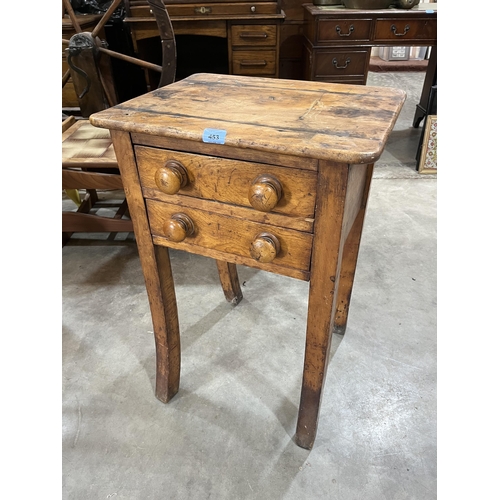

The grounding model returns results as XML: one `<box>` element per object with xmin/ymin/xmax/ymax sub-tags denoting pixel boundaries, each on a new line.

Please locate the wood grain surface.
<box><xmin>90</xmin><ymin>73</ymin><xmax>406</xmax><ymax>163</ymax></box>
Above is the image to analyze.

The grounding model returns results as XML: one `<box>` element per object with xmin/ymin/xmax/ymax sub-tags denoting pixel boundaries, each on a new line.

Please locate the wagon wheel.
<box><xmin>62</xmin><ymin>0</ymin><xmax>176</xmax><ymax>116</ymax></box>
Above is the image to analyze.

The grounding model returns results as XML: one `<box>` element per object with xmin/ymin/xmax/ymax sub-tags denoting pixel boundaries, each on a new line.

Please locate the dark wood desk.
<box><xmin>90</xmin><ymin>73</ymin><xmax>405</xmax><ymax>449</ymax></box>
<box><xmin>124</xmin><ymin>0</ymin><xmax>285</xmax><ymax>81</ymax></box>
<box><xmin>302</xmin><ymin>3</ymin><xmax>437</xmax><ymax>126</ymax></box>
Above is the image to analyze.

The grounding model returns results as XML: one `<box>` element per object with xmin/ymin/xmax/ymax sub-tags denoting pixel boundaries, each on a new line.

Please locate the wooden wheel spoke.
<box><xmin>91</xmin><ymin>0</ymin><xmax>123</xmax><ymax>38</ymax></box>
<box><xmin>97</xmin><ymin>46</ymin><xmax>162</xmax><ymax>73</ymax></box>
<box><xmin>63</xmin><ymin>0</ymin><xmax>175</xmax><ymax>114</ymax></box>
<box><xmin>63</xmin><ymin>68</ymin><xmax>71</xmax><ymax>87</ymax></box>
<box><xmin>62</xmin><ymin>0</ymin><xmax>82</xmax><ymax>33</ymax></box>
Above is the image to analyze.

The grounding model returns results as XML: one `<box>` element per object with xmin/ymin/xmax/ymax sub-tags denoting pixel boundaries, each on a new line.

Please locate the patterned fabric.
<box><xmin>418</xmin><ymin>115</ymin><xmax>437</xmax><ymax>174</ymax></box>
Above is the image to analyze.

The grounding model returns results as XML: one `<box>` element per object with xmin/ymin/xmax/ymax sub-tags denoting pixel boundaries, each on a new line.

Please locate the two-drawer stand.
<box><xmin>90</xmin><ymin>73</ymin><xmax>405</xmax><ymax>449</ymax></box>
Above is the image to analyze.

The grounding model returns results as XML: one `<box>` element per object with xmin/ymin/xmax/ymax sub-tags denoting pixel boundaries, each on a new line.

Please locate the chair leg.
<box><xmin>216</xmin><ymin>260</ymin><xmax>243</xmax><ymax>305</ymax></box>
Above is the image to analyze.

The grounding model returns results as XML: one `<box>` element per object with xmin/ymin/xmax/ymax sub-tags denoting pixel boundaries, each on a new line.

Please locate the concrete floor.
<box><xmin>62</xmin><ymin>71</ymin><xmax>436</xmax><ymax>499</ymax></box>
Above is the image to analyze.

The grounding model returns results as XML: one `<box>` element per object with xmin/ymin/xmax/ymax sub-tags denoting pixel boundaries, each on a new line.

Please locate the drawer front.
<box><xmin>374</xmin><ymin>18</ymin><xmax>437</xmax><ymax>42</ymax></box>
<box><xmin>231</xmin><ymin>24</ymin><xmax>277</xmax><ymax>47</ymax></box>
<box><xmin>313</xmin><ymin>49</ymin><xmax>370</xmax><ymax>79</ymax></box>
<box><xmin>128</xmin><ymin>3</ymin><xmax>279</xmax><ymax>18</ymax></box>
<box><xmin>232</xmin><ymin>50</ymin><xmax>276</xmax><ymax>75</ymax></box>
<box><xmin>135</xmin><ymin>146</ymin><xmax>317</xmax><ymax>218</ymax></box>
<box><xmin>147</xmin><ymin>199</ymin><xmax>313</xmax><ymax>274</ymax></box>
<box><xmin>317</xmin><ymin>19</ymin><xmax>372</xmax><ymax>43</ymax></box>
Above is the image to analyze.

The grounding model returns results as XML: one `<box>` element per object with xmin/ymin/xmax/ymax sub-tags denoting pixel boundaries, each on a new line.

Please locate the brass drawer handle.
<box><xmin>164</xmin><ymin>213</ymin><xmax>195</xmax><ymax>242</ymax></box>
<box><xmin>250</xmin><ymin>232</ymin><xmax>281</xmax><ymax>263</ymax></box>
<box><xmin>155</xmin><ymin>160</ymin><xmax>189</xmax><ymax>195</ymax></box>
<box><xmin>239</xmin><ymin>32</ymin><xmax>268</xmax><ymax>39</ymax></box>
<box><xmin>332</xmin><ymin>57</ymin><xmax>351</xmax><ymax>69</ymax></box>
<box><xmin>336</xmin><ymin>25</ymin><xmax>354</xmax><ymax>37</ymax></box>
<box><xmin>240</xmin><ymin>60</ymin><xmax>268</xmax><ymax>67</ymax></box>
<box><xmin>248</xmin><ymin>174</ymin><xmax>282</xmax><ymax>212</ymax></box>
<box><xmin>194</xmin><ymin>6</ymin><xmax>212</xmax><ymax>14</ymax></box>
<box><xmin>391</xmin><ymin>24</ymin><xmax>410</xmax><ymax>36</ymax></box>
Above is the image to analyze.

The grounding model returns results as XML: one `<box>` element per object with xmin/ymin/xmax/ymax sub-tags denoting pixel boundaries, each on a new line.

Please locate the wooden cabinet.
<box><xmin>303</xmin><ymin>3</ymin><xmax>437</xmax><ymax>85</ymax></box>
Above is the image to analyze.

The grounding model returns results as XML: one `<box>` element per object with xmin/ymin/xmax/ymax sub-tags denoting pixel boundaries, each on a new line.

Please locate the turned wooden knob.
<box><xmin>250</xmin><ymin>232</ymin><xmax>281</xmax><ymax>263</ymax></box>
<box><xmin>164</xmin><ymin>213</ymin><xmax>195</xmax><ymax>242</ymax></box>
<box><xmin>248</xmin><ymin>174</ymin><xmax>283</xmax><ymax>212</ymax></box>
<box><xmin>155</xmin><ymin>160</ymin><xmax>189</xmax><ymax>195</ymax></box>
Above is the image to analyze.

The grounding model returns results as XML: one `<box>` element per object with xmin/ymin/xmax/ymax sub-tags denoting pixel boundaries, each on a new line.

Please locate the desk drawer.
<box><xmin>316</xmin><ymin>19</ymin><xmax>372</xmax><ymax>43</ymax></box>
<box><xmin>311</xmin><ymin>48</ymin><xmax>370</xmax><ymax>79</ymax></box>
<box><xmin>135</xmin><ymin>146</ymin><xmax>317</xmax><ymax>218</ymax></box>
<box><xmin>232</xmin><ymin>49</ymin><xmax>276</xmax><ymax>75</ymax></box>
<box><xmin>128</xmin><ymin>3</ymin><xmax>279</xmax><ymax>18</ymax></box>
<box><xmin>231</xmin><ymin>24</ymin><xmax>277</xmax><ymax>47</ymax></box>
<box><xmin>374</xmin><ymin>18</ymin><xmax>437</xmax><ymax>42</ymax></box>
<box><xmin>147</xmin><ymin>199</ymin><xmax>313</xmax><ymax>275</ymax></box>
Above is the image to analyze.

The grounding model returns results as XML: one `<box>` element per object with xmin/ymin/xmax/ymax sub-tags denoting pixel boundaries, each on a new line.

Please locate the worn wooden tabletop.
<box><xmin>90</xmin><ymin>73</ymin><xmax>406</xmax><ymax>164</ymax></box>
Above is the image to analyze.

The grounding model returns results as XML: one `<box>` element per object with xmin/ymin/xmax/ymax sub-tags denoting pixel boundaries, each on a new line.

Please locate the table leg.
<box><xmin>412</xmin><ymin>46</ymin><xmax>437</xmax><ymax>128</ymax></box>
<box><xmin>295</xmin><ymin>161</ymin><xmax>350</xmax><ymax>449</ymax></box>
<box><xmin>216</xmin><ymin>261</ymin><xmax>243</xmax><ymax>305</ymax></box>
<box><xmin>110</xmin><ymin>130</ymin><xmax>181</xmax><ymax>403</ymax></box>
<box><xmin>333</xmin><ymin>164</ymin><xmax>373</xmax><ymax>335</ymax></box>
<box><xmin>153</xmin><ymin>245</ymin><xmax>181</xmax><ymax>403</ymax></box>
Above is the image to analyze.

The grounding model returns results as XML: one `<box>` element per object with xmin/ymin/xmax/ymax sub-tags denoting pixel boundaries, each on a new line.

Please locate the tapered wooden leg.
<box><xmin>109</xmin><ymin>130</ymin><xmax>181</xmax><ymax>403</ymax></box>
<box><xmin>295</xmin><ymin>162</ymin><xmax>372</xmax><ymax>449</ymax></box>
<box><xmin>333</xmin><ymin>164</ymin><xmax>374</xmax><ymax>335</ymax></box>
<box><xmin>296</xmin><ymin>277</ymin><xmax>342</xmax><ymax>449</ymax></box>
<box><xmin>295</xmin><ymin>161</ymin><xmax>350</xmax><ymax>450</ymax></box>
<box><xmin>216</xmin><ymin>260</ymin><xmax>243</xmax><ymax>305</ymax></box>
<box><xmin>153</xmin><ymin>245</ymin><xmax>181</xmax><ymax>402</ymax></box>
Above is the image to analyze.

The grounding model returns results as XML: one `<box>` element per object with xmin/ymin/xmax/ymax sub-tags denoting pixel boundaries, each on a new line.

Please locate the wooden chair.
<box><xmin>62</xmin><ymin>0</ymin><xmax>176</xmax><ymax>245</ymax></box>
<box><xmin>62</xmin><ymin>115</ymin><xmax>133</xmax><ymax>245</ymax></box>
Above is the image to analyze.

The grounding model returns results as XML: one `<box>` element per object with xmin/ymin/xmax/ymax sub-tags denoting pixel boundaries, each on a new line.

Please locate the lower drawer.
<box><xmin>232</xmin><ymin>50</ymin><xmax>277</xmax><ymax>76</ymax></box>
<box><xmin>311</xmin><ymin>48</ymin><xmax>370</xmax><ymax>80</ymax></box>
<box><xmin>146</xmin><ymin>199</ymin><xmax>313</xmax><ymax>279</ymax></box>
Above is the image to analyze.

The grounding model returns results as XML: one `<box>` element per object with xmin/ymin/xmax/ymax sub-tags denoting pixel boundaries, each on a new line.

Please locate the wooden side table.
<box><xmin>90</xmin><ymin>73</ymin><xmax>405</xmax><ymax>449</ymax></box>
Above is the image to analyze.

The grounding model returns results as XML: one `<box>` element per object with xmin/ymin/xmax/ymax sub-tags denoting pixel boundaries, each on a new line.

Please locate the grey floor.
<box><xmin>62</xmin><ymin>71</ymin><xmax>436</xmax><ymax>499</ymax></box>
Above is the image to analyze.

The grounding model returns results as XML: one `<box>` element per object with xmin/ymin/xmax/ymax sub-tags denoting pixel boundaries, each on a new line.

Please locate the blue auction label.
<box><xmin>202</xmin><ymin>128</ymin><xmax>227</xmax><ymax>144</ymax></box>
<box><xmin>425</xmin><ymin>9</ymin><xmax>434</xmax><ymax>13</ymax></box>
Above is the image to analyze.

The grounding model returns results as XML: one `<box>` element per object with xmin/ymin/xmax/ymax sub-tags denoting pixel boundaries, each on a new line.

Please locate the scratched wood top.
<box><xmin>90</xmin><ymin>73</ymin><xmax>406</xmax><ymax>164</ymax></box>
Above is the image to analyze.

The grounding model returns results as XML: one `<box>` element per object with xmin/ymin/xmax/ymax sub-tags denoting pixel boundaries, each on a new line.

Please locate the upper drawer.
<box><xmin>374</xmin><ymin>18</ymin><xmax>437</xmax><ymax>43</ymax></box>
<box><xmin>128</xmin><ymin>3</ymin><xmax>279</xmax><ymax>18</ymax></box>
<box><xmin>316</xmin><ymin>19</ymin><xmax>372</xmax><ymax>43</ymax></box>
<box><xmin>231</xmin><ymin>24</ymin><xmax>277</xmax><ymax>47</ymax></box>
<box><xmin>135</xmin><ymin>146</ymin><xmax>317</xmax><ymax>218</ymax></box>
